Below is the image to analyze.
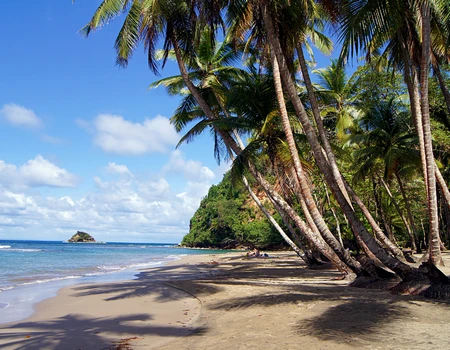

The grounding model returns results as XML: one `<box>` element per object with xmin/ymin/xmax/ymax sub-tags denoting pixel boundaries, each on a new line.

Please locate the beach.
<box><xmin>1</xmin><ymin>251</ymin><xmax>450</xmax><ymax>349</ymax></box>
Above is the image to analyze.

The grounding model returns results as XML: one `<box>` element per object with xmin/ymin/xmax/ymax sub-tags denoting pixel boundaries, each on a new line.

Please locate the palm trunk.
<box><xmin>436</xmin><ymin>165</ymin><xmax>450</xmax><ymax>210</ymax></box>
<box><xmin>433</xmin><ymin>63</ymin><xmax>450</xmax><ymax>119</ymax></box>
<box><xmin>345</xmin><ymin>177</ymin><xmax>406</xmax><ymax>260</ymax></box>
<box><xmin>271</xmin><ymin>198</ymin><xmax>315</xmax><ymax>265</ymax></box>
<box><xmin>248</xmin><ymin>162</ymin><xmax>354</xmax><ymax>275</ymax></box>
<box><xmin>269</xmin><ymin>46</ymin><xmax>362</xmax><ymax>274</ymax></box>
<box><xmin>260</xmin><ymin>2</ymin><xmax>414</xmax><ymax>278</ymax></box>
<box><xmin>394</xmin><ymin>170</ymin><xmax>420</xmax><ymax>252</ymax></box>
<box><xmin>323</xmin><ymin>182</ymin><xmax>344</xmax><ymax>248</ymax></box>
<box><xmin>296</xmin><ymin>45</ymin><xmax>351</xmax><ymax>206</ymax></box>
<box><xmin>420</xmin><ymin>6</ymin><xmax>441</xmax><ymax>265</ymax></box>
<box><xmin>171</xmin><ymin>34</ymin><xmax>353</xmax><ymax>274</ymax></box>
<box><xmin>380</xmin><ymin>177</ymin><xmax>416</xmax><ymax>251</ymax></box>
<box><xmin>403</xmin><ymin>51</ymin><xmax>429</xmax><ymax>191</ymax></box>
<box><xmin>373</xmin><ymin>178</ymin><xmax>395</xmax><ymax>243</ymax></box>
<box><xmin>240</xmin><ymin>174</ymin><xmax>307</xmax><ymax>261</ymax></box>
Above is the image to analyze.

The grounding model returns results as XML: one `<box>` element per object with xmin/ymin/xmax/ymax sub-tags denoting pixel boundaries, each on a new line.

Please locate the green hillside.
<box><xmin>181</xmin><ymin>173</ymin><xmax>285</xmax><ymax>249</ymax></box>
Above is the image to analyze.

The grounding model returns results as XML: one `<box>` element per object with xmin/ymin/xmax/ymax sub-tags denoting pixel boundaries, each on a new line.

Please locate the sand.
<box><xmin>1</xmin><ymin>251</ymin><xmax>450</xmax><ymax>349</ymax></box>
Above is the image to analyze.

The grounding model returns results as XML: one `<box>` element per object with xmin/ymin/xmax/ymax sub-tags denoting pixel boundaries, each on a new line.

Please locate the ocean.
<box><xmin>0</xmin><ymin>240</ymin><xmax>222</xmax><ymax>324</ymax></box>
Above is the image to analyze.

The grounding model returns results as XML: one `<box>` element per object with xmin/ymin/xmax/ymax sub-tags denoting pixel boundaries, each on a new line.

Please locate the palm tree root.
<box><xmin>351</xmin><ymin>261</ymin><xmax>450</xmax><ymax>299</ymax></box>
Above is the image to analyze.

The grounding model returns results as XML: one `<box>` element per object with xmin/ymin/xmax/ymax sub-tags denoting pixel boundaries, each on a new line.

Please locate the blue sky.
<box><xmin>0</xmin><ymin>0</ymin><xmax>339</xmax><ymax>243</ymax></box>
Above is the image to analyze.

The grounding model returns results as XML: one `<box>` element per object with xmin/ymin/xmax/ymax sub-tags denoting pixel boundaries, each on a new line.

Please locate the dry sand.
<box><xmin>1</xmin><ymin>251</ymin><xmax>450</xmax><ymax>349</ymax></box>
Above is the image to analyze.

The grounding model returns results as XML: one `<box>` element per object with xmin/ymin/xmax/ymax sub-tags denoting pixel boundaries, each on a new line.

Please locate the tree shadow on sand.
<box><xmin>0</xmin><ymin>313</ymin><xmax>207</xmax><ymax>350</ymax></box>
<box><xmin>72</xmin><ymin>263</ymin><xmax>224</xmax><ymax>302</ymax></box>
<box><xmin>297</xmin><ymin>299</ymin><xmax>408</xmax><ymax>342</ymax></box>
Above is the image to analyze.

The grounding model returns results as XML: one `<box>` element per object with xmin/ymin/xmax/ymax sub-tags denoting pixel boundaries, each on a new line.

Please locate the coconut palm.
<box><xmin>313</xmin><ymin>59</ymin><xmax>360</xmax><ymax>141</ymax></box>
<box><xmin>149</xmin><ymin>22</ymin><xmax>360</xmax><ymax>272</ymax></box>
<box><xmin>347</xmin><ymin>99</ymin><xmax>421</xmax><ymax>250</ymax></box>
<box><xmin>81</xmin><ymin>0</ymin><xmax>450</xmax><ymax>288</ymax></box>
<box><xmin>338</xmin><ymin>0</ymin><xmax>450</xmax><ymax>265</ymax></box>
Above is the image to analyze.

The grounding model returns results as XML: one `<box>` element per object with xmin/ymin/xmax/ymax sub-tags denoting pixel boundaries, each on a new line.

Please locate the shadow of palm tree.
<box><xmin>72</xmin><ymin>262</ymin><xmax>225</xmax><ymax>302</ymax></box>
<box><xmin>297</xmin><ymin>299</ymin><xmax>408</xmax><ymax>342</ymax></box>
<box><xmin>0</xmin><ymin>313</ymin><xmax>207</xmax><ymax>350</ymax></box>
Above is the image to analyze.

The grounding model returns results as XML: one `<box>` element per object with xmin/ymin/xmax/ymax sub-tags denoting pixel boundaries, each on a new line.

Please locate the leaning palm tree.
<box><xmin>80</xmin><ymin>0</ymin><xmax>450</xmax><ymax>294</ymax></box>
<box><xmin>347</xmin><ymin>99</ymin><xmax>422</xmax><ymax>250</ymax></box>
<box><xmin>230</xmin><ymin>0</ymin><xmax>415</xmax><ymax>277</ymax></box>
<box><xmin>82</xmin><ymin>2</ymin><xmax>357</xmax><ymax>274</ymax></box>
<box><xmin>153</xmin><ymin>33</ymin><xmax>316</xmax><ymax>263</ymax></box>
<box><xmin>338</xmin><ymin>0</ymin><xmax>450</xmax><ymax>265</ymax></box>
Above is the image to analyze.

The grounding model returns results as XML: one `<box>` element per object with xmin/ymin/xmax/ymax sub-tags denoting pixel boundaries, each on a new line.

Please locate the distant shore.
<box><xmin>1</xmin><ymin>251</ymin><xmax>450</xmax><ymax>349</ymax></box>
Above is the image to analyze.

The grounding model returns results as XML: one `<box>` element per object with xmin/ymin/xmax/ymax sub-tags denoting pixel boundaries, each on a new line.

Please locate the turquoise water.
<box><xmin>0</xmin><ymin>240</ymin><xmax>221</xmax><ymax>323</ymax></box>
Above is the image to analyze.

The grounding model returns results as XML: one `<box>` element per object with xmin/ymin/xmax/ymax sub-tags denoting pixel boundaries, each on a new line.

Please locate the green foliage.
<box><xmin>181</xmin><ymin>173</ymin><xmax>285</xmax><ymax>249</ymax></box>
<box><xmin>69</xmin><ymin>231</ymin><xmax>95</xmax><ymax>242</ymax></box>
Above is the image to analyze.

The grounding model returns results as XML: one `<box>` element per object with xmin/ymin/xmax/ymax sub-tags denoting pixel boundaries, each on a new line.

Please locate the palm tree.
<box><xmin>253</xmin><ymin>0</ymin><xmax>416</xmax><ymax>277</ymax></box>
<box><xmin>338</xmin><ymin>0</ymin><xmax>450</xmax><ymax>265</ymax></box>
<box><xmin>80</xmin><ymin>0</ymin><xmax>450</xmax><ymax>288</ymax></box>
<box><xmin>347</xmin><ymin>99</ymin><xmax>421</xmax><ymax>250</ymax></box>
<box><xmin>313</xmin><ymin>59</ymin><xmax>360</xmax><ymax>141</ymax></box>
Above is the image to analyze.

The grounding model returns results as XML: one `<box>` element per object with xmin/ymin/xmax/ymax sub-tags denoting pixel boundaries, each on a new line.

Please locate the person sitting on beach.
<box><xmin>247</xmin><ymin>248</ymin><xmax>260</xmax><ymax>257</ymax></box>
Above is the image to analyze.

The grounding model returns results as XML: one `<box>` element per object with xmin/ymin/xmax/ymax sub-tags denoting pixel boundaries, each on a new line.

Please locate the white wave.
<box><xmin>0</xmin><ymin>286</ymin><xmax>14</xmax><ymax>292</ymax></box>
<box><xmin>0</xmin><ymin>245</ymin><xmax>11</xmax><ymax>249</ymax></box>
<box><xmin>19</xmin><ymin>275</ymin><xmax>81</xmax><ymax>286</ymax></box>
<box><xmin>0</xmin><ymin>302</ymin><xmax>9</xmax><ymax>309</ymax></box>
<box><xmin>128</xmin><ymin>261</ymin><xmax>163</xmax><ymax>268</ymax></box>
<box><xmin>97</xmin><ymin>265</ymin><xmax>124</xmax><ymax>271</ymax></box>
<box><xmin>166</xmin><ymin>254</ymin><xmax>187</xmax><ymax>260</ymax></box>
<box><xmin>84</xmin><ymin>272</ymin><xmax>104</xmax><ymax>276</ymax></box>
<box><xmin>0</xmin><ymin>248</ymin><xmax>42</xmax><ymax>252</ymax></box>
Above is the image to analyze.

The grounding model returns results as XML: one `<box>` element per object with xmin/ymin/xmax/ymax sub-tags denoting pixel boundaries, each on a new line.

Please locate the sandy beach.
<box><xmin>1</xmin><ymin>251</ymin><xmax>450</xmax><ymax>349</ymax></box>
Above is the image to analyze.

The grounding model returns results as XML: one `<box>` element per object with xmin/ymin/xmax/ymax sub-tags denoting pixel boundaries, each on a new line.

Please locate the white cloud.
<box><xmin>20</xmin><ymin>156</ymin><xmax>78</xmax><ymax>188</ymax></box>
<box><xmin>105</xmin><ymin>162</ymin><xmax>132</xmax><ymax>176</ymax></box>
<box><xmin>91</xmin><ymin>114</ymin><xmax>179</xmax><ymax>155</ymax></box>
<box><xmin>0</xmin><ymin>103</ymin><xmax>42</xmax><ymax>128</ymax></box>
<box><xmin>0</xmin><ymin>156</ymin><xmax>78</xmax><ymax>189</ymax></box>
<box><xmin>164</xmin><ymin>150</ymin><xmax>216</xmax><ymax>182</ymax></box>
<box><xmin>0</xmin><ymin>154</ymin><xmax>223</xmax><ymax>242</ymax></box>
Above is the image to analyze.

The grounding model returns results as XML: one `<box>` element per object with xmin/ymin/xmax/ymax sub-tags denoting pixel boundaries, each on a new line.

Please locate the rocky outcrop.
<box><xmin>68</xmin><ymin>231</ymin><xmax>96</xmax><ymax>243</ymax></box>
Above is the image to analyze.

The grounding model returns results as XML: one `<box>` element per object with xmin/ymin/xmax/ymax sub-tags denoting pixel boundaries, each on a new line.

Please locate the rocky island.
<box><xmin>68</xmin><ymin>231</ymin><xmax>96</xmax><ymax>243</ymax></box>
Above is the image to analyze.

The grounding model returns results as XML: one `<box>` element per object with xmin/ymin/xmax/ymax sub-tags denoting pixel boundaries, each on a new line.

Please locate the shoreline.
<box><xmin>0</xmin><ymin>241</ymin><xmax>232</xmax><ymax>325</ymax></box>
<box><xmin>1</xmin><ymin>251</ymin><xmax>450</xmax><ymax>349</ymax></box>
<box><xmin>0</xmin><ymin>255</ymin><xmax>183</xmax><ymax>325</ymax></box>
<box><xmin>0</xmin><ymin>252</ymin><xmax>233</xmax><ymax>349</ymax></box>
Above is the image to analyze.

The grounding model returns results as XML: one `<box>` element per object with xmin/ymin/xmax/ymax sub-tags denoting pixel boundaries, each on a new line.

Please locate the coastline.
<box><xmin>1</xmin><ymin>251</ymin><xmax>450</xmax><ymax>349</ymax></box>
<box><xmin>0</xmin><ymin>252</ymin><xmax>231</xmax><ymax>349</ymax></box>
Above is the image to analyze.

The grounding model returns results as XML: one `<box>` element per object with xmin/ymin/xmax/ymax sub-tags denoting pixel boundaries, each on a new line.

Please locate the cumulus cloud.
<box><xmin>91</xmin><ymin>114</ymin><xmax>179</xmax><ymax>155</ymax></box>
<box><xmin>105</xmin><ymin>162</ymin><xmax>132</xmax><ymax>176</ymax></box>
<box><xmin>0</xmin><ymin>103</ymin><xmax>42</xmax><ymax>128</ymax></box>
<box><xmin>0</xmin><ymin>156</ymin><xmax>78</xmax><ymax>190</ymax></box>
<box><xmin>164</xmin><ymin>150</ymin><xmax>215</xmax><ymax>182</ymax></box>
<box><xmin>0</xmin><ymin>153</ymin><xmax>222</xmax><ymax>242</ymax></box>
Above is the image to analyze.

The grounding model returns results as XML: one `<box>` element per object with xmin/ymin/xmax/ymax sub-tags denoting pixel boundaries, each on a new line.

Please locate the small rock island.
<box><xmin>68</xmin><ymin>231</ymin><xmax>96</xmax><ymax>243</ymax></box>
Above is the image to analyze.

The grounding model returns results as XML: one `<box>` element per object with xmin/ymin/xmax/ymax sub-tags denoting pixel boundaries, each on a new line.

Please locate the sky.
<box><xmin>0</xmin><ymin>1</ymin><xmax>340</xmax><ymax>243</ymax></box>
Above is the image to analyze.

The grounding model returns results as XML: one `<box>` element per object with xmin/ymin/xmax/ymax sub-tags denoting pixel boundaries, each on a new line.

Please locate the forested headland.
<box><xmin>181</xmin><ymin>172</ymin><xmax>286</xmax><ymax>249</ymax></box>
<box><xmin>82</xmin><ymin>0</ymin><xmax>450</xmax><ymax>298</ymax></box>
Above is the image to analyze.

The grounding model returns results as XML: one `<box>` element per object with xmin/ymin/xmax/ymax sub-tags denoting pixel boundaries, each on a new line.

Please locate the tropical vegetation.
<box><xmin>79</xmin><ymin>0</ymin><xmax>450</xmax><ymax>298</ymax></box>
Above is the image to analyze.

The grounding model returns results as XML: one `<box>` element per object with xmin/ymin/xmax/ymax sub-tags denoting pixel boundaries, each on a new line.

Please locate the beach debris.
<box><xmin>111</xmin><ymin>336</ymin><xmax>141</xmax><ymax>350</ymax></box>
